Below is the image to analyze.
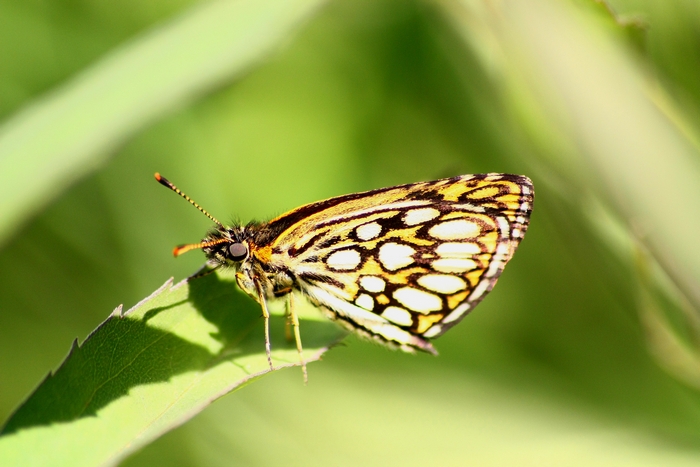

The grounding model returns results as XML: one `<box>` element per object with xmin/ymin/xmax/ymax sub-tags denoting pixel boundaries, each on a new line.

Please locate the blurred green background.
<box><xmin>3</xmin><ymin>0</ymin><xmax>700</xmax><ymax>465</ymax></box>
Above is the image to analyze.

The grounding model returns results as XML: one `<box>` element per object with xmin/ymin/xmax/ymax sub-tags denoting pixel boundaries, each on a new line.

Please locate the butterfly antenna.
<box><xmin>155</xmin><ymin>173</ymin><xmax>228</xmax><ymax>257</ymax></box>
<box><xmin>155</xmin><ymin>173</ymin><xmax>223</xmax><ymax>227</ymax></box>
<box><xmin>172</xmin><ymin>238</ymin><xmax>229</xmax><ymax>257</ymax></box>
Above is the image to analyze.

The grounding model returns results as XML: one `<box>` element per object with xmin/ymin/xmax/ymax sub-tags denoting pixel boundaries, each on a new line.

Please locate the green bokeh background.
<box><xmin>3</xmin><ymin>0</ymin><xmax>700</xmax><ymax>465</ymax></box>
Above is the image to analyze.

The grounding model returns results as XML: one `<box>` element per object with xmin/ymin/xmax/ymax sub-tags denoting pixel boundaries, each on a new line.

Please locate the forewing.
<box><xmin>262</xmin><ymin>173</ymin><xmax>533</xmax><ymax>348</ymax></box>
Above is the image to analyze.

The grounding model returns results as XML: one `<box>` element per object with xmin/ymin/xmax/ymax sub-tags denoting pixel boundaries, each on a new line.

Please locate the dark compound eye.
<box><xmin>228</xmin><ymin>242</ymin><xmax>248</xmax><ymax>261</ymax></box>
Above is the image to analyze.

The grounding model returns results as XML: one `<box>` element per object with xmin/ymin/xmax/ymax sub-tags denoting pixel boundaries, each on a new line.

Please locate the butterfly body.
<box><xmin>164</xmin><ymin>173</ymin><xmax>534</xmax><ymax>359</ymax></box>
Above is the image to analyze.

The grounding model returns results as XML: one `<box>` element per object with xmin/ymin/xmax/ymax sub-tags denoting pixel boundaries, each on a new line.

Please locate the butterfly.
<box><xmin>156</xmin><ymin>172</ymin><xmax>533</xmax><ymax>381</ymax></box>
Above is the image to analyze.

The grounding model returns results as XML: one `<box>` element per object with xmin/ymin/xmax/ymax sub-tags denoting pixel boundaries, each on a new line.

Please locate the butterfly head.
<box><xmin>192</xmin><ymin>226</ymin><xmax>250</xmax><ymax>267</ymax></box>
<box><xmin>155</xmin><ymin>172</ymin><xmax>251</xmax><ymax>266</ymax></box>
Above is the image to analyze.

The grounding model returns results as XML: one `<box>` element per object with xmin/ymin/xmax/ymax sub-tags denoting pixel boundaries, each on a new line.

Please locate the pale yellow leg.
<box><xmin>284</xmin><ymin>311</ymin><xmax>293</xmax><ymax>342</ymax></box>
<box><xmin>256</xmin><ymin>284</ymin><xmax>274</xmax><ymax>371</ymax></box>
<box><xmin>288</xmin><ymin>292</ymin><xmax>308</xmax><ymax>384</ymax></box>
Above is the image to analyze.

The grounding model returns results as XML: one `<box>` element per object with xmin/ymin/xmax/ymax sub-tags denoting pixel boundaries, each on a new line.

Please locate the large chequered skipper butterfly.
<box><xmin>156</xmin><ymin>173</ymin><xmax>533</xmax><ymax>381</ymax></box>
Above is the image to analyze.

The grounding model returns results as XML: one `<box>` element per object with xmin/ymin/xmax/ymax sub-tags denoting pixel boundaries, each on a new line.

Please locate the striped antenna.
<box><xmin>156</xmin><ymin>173</ymin><xmax>227</xmax><ymax>257</ymax></box>
<box><xmin>172</xmin><ymin>238</ymin><xmax>229</xmax><ymax>257</ymax></box>
<box><xmin>155</xmin><ymin>173</ymin><xmax>223</xmax><ymax>227</ymax></box>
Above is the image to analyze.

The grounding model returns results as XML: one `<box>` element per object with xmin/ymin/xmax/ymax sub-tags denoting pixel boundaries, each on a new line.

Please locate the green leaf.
<box><xmin>0</xmin><ymin>0</ymin><xmax>328</xmax><ymax>248</ymax></box>
<box><xmin>0</xmin><ymin>272</ymin><xmax>346</xmax><ymax>467</ymax></box>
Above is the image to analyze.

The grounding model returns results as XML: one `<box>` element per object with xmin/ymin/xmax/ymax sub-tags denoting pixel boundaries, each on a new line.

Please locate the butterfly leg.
<box><xmin>255</xmin><ymin>281</ymin><xmax>274</xmax><ymax>371</ymax></box>
<box><xmin>287</xmin><ymin>292</ymin><xmax>308</xmax><ymax>384</ymax></box>
<box><xmin>284</xmin><ymin>312</ymin><xmax>293</xmax><ymax>342</ymax></box>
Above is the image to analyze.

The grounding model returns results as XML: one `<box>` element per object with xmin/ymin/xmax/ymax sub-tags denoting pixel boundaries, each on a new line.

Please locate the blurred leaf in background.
<box><xmin>2</xmin><ymin>0</ymin><xmax>700</xmax><ymax>465</ymax></box>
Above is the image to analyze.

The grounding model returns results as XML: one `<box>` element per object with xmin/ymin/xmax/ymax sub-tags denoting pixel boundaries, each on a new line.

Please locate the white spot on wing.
<box><xmin>378</xmin><ymin>242</ymin><xmax>415</xmax><ymax>271</ymax></box>
<box><xmin>469</xmin><ymin>278</ymin><xmax>491</xmax><ymax>301</ymax></box>
<box><xmin>381</xmin><ymin>306</ymin><xmax>413</xmax><ymax>326</ymax></box>
<box><xmin>360</xmin><ymin>276</ymin><xmax>385</xmax><ymax>293</ymax></box>
<box><xmin>403</xmin><ymin>208</ymin><xmax>440</xmax><ymax>226</ymax></box>
<box><xmin>428</xmin><ymin>219</ymin><xmax>480</xmax><ymax>240</ymax></box>
<box><xmin>355</xmin><ymin>294</ymin><xmax>374</xmax><ymax>311</ymax></box>
<box><xmin>485</xmin><ymin>258</ymin><xmax>504</xmax><ymax>278</ymax></box>
<box><xmin>418</xmin><ymin>274</ymin><xmax>467</xmax><ymax>294</ymax></box>
<box><xmin>443</xmin><ymin>302</ymin><xmax>472</xmax><ymax>323</ymax></box>
<box><xmin>393</xmin><ymin>287</ymin><xmax>442</xmax><ymax>313</ymax></box>
<box><xmin>356</xmin><ymin>222</ymin><xmax>382</xmax><ymax>241</ymax></box>
<box><xmin>436</xmin><ymin>242</ymin><xmax>480</xmax><ymax>256</ymax></box>
<box><xmin>326</xmin><ymin>249</ymin><xmax>361</xmax><ymax>270</ymax></box>
<box><xmin>496</xmin><ymin>217</ymin><xmax>510</xmax><ymax>236</ymax></box>
<box><xmin>423</xmin><ymin>324</ymin><xmax>443</xmax><ymax>337</ymax></box>
<box><xmin>432</xmin><ymin>258</ymin><xmax>477</xmax><ymax>273</ymax></box>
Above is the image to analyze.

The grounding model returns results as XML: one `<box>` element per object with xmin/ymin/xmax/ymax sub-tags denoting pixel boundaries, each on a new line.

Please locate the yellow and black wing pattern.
<box><xmin>252</xmin><ymin>173</ymin><xmax>534</xmax><ymax>354</ymax></box>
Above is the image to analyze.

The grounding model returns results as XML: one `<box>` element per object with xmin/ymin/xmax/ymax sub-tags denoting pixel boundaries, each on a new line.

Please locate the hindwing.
<box><xmin>254</xmin><ymin>173</ymin><xmax>533</xmax><ymax>352</ymax></box>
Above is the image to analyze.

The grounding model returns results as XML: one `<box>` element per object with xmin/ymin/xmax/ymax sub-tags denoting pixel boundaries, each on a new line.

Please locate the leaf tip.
<box><xmin>67</xmin><ymin>337</ymin><xmax>80</xmax><ymax>358</ymax></box>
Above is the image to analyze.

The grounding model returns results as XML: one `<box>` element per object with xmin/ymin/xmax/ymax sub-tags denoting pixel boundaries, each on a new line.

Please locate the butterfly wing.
<box><xmin>255</xmin><ymin>173</ymin><xmax>533</xmax><ymax>352</ymax></box>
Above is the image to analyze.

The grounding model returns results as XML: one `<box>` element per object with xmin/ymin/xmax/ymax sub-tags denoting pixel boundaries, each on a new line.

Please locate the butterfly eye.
<box><xmin>228</xmin><ymin>243</ymin><xmax>248</xmax><ymax>261</ymax></box>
